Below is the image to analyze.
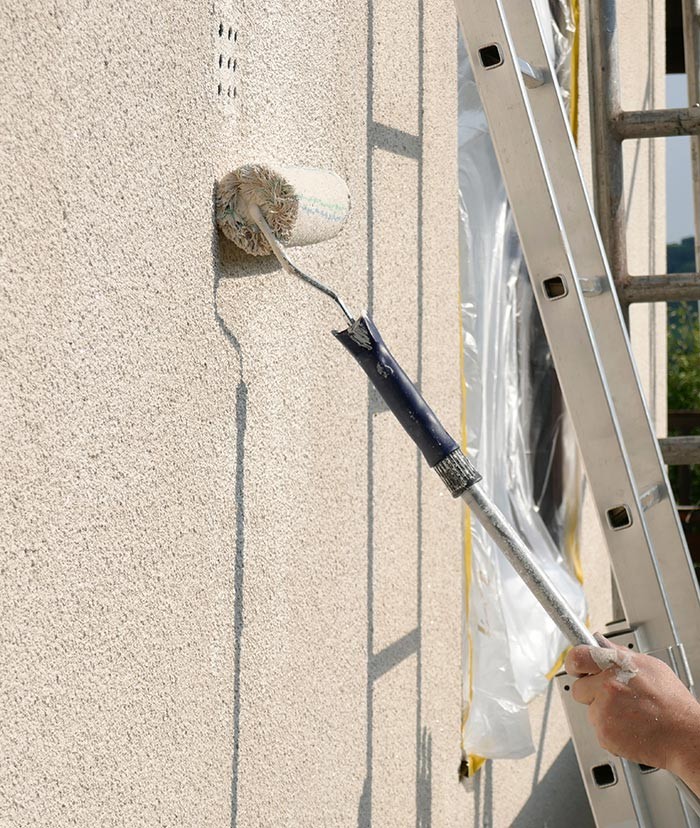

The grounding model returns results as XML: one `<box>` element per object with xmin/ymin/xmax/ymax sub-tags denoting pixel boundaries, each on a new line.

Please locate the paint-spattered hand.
<box><xmin>565</xmin><ymin>639</ymin><xmax>700</xmax><ymax>794</ymax></box>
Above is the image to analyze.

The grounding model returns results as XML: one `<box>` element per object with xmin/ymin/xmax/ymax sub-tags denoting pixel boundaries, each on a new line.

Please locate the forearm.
<box><xmin>674</xmin><ymin>764</ymin><xmax>700</xmax><ymax>800</ymax></box>
<box><xmin>670</xmin><ymin>749</ymin><xmax>700</xmax><ymax>799</ymax></box>
<box><xmin>667</xmin><ymin>703</ymin><xmax>700</xmax><ymax>797</ymax></box>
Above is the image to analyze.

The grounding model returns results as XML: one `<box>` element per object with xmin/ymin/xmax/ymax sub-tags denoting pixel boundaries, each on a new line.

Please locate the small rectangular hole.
<box><xmin>607</xmin><ymin>505</ymin><xmax>632</xmax><ymax>531</ymax></box>
<box><xmin>214</xmin><ymin>16</ymin><xmax>239</xmax><ymax>111</ymax></box>
<box><xmin>592</xmin><ymin>763</ymin><xmax>617</xmax><ymax>788</ymax></box>
<box><xmin>479</xmin><ymin>44</ymin><xmax>503</xmax><ymax>69</ymax></box>
<box><xmin>639</xmin><ymin>764</ymin><xmax>658</xmax><ymax>774</ymax></box>
<box><xmin>543</xmin><ymin>275</ymin><xmax>568</xmax><ymax>299</ymax></box>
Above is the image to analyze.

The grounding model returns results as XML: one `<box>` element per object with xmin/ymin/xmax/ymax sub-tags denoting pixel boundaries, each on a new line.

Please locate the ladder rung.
<box><xmin>659</xmin><ymin>436</ymin><xmax>700</xmax><ymax>465</ymax></box>
<box><xmin>612</xmin><ymin>106</ymin><xmax>700</xmax><ymax>139</ymax></box>
<box><xmin>620</xmin><ymin>273</ymin><xmax>700</xmax><ymax>303</ymax></box>
<box><xmin>517</xmin><ymin>57</ymin><xmax>544</xmax><ymax>88</ymax></box>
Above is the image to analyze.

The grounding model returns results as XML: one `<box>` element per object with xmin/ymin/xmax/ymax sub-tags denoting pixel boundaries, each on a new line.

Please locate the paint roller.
<box><xmin>217</xmin><ymin>163</ymin><xmax>351</xmax><ymax>256</ymax></box>
<box><xmin>215</xmin><ymin>162</ymin><xmax>597</xmax><ymax>650</ymax></box>
<box><xmin>217</xmin><ymin>163</ymin><xmax>355</xmax><ymax>320</ymax></box>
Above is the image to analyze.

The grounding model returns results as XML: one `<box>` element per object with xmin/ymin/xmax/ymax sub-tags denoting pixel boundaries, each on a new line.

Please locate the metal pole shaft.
<box><xmin>461</xmin><ymin>483</ymin><xmax>597</xmax><ymax>648</ymax></box>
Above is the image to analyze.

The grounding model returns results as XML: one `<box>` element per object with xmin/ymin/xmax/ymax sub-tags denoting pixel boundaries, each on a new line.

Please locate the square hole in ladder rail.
<box><xmin>592</xmin><ymin>764</ymin><xmax>618</xmax><ymax>788</ymax></box>
<box><xmin>606</xmin><ymin>505</ymin><xmax>633</xmax><ymax>531</ymax></box>
<box><xmin>478</xmin><ymin>43</ymin><xmax>503</xmax><ymax>69</ymax></box>
<box><xmin>543</xmin><ymin>275</ymin><xmax>568</xmax><ymax>300</ymax></box>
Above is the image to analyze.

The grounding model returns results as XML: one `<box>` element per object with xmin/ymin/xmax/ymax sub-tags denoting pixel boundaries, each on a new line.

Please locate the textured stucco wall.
<box><xmin>1</xmin><ymin>1</ymin><xmax>467</xmax><ymax>826</ymax></box>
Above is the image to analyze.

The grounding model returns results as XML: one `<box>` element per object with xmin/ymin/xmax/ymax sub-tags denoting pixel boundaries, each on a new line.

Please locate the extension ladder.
<box><xmin>455</xmin><ymin>0</ymin><xmax>700</xmax><ymax>824</ymax></box>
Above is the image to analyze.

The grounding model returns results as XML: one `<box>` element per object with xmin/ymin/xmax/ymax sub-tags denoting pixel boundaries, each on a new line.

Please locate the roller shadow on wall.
<box><xmin>210</xmin><ymin>195</ymin><xmax>252</xmax><ymax>828</ymax></box>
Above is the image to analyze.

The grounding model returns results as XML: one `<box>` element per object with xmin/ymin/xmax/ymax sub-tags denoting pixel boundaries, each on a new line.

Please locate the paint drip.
<box><xmin>590</xmin><ymin>646</ymin><xmax>639</xmax><ymax>685</ymax></box>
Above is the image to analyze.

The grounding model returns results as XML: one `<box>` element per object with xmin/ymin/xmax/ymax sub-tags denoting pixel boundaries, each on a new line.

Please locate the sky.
<box><xmin>666</xmin><ymin>74</ymin><xmax>694</xmax><ymax>244</ymax></box>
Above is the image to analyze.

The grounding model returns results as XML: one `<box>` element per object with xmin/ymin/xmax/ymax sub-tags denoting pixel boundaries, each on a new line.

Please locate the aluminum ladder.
<box><xmin>455</xmin><ymin>0</ymin><xmax>700</xmax><ymax>824</ymax></box>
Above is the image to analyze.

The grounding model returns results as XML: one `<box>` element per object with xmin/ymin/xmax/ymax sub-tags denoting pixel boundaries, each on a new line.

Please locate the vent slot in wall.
<box><xmin>214</xmin><ymin>9</ymin><xmax>239</xmax><ymax>113</ymax></box>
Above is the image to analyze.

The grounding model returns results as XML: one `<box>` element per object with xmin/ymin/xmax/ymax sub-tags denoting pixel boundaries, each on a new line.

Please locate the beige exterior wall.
<box><xmin>1</xmin><ymin>0</ymin><xmax>471</xmax><ymax>826</ymax></box>
<box><xmin>1</xmin><ymin>1</ymin><xmax>667</xmax><ymax>826</ymax></box>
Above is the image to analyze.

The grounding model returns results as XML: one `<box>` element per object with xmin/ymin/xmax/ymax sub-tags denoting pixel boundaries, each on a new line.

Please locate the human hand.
<box><xmin>565</xmin><ymin>639</ymin><xmax>700</xmax><ymax>794</ymax></box>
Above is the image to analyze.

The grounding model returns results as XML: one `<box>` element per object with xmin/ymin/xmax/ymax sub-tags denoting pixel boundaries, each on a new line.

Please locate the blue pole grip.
<box><xmin>333</xmin><ymin>314</ymin><xmax>460</xmax><ymax>468</ymax></box>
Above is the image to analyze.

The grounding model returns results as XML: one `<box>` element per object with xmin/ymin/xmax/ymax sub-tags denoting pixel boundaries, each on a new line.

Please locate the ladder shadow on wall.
<box><xmin>510</xmin><ymin>742</ymin><xmax>595</xmax><ymax>828</ymax></box>
<box><xmin>358</xmin><ymin>0</ymin><xmax>431</xmax><ymax>822</ymax></box>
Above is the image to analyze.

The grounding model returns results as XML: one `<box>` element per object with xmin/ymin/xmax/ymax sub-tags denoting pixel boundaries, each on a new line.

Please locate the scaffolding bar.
<box><xmin>611</xmin><ymin>107</ymin><xmax>700</xmax><ymax>139</ymax></box>
<box><xmin>586</xmin><ymin>0</ymin><xmax>627</xmax><ymax>280</ymax></box>
<box><xmin>621</xmin><ymin>273</ymin><xmax>700</xmax><ymax>303</ymax></box>
<box><xmin>660</xmin><ymin>436</ymin><xmax>700</xmax><ymax>465</ymax></box>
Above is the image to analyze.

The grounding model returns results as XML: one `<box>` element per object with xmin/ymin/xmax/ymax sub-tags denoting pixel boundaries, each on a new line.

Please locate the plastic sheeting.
<box><xmin>459</xmin><ymin>1</ymin><xmax>586</xmax><ymax>764</ymax></box>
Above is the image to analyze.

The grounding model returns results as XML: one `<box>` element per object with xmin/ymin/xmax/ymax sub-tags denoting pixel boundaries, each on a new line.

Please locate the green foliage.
<box><xmin>667</xmin><ymin>240</ymin><xmax>700</xmax><ymax>506</ymax></box>
<box><xmin>667</xmin><ymin>236</ymin><xmax>696</xmax><ymax>275</ymax></box>
<box><xmin>668</xmin><ymin>302</ymin><xmax>700</xmax><ymax>411</ymax></box>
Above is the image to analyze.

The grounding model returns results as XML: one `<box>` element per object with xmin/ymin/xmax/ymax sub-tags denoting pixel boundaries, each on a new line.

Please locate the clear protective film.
<box><xmin>459</xmin><ymin>0</ymin><xmax>585</xmax><ymax>763</ymax></box>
